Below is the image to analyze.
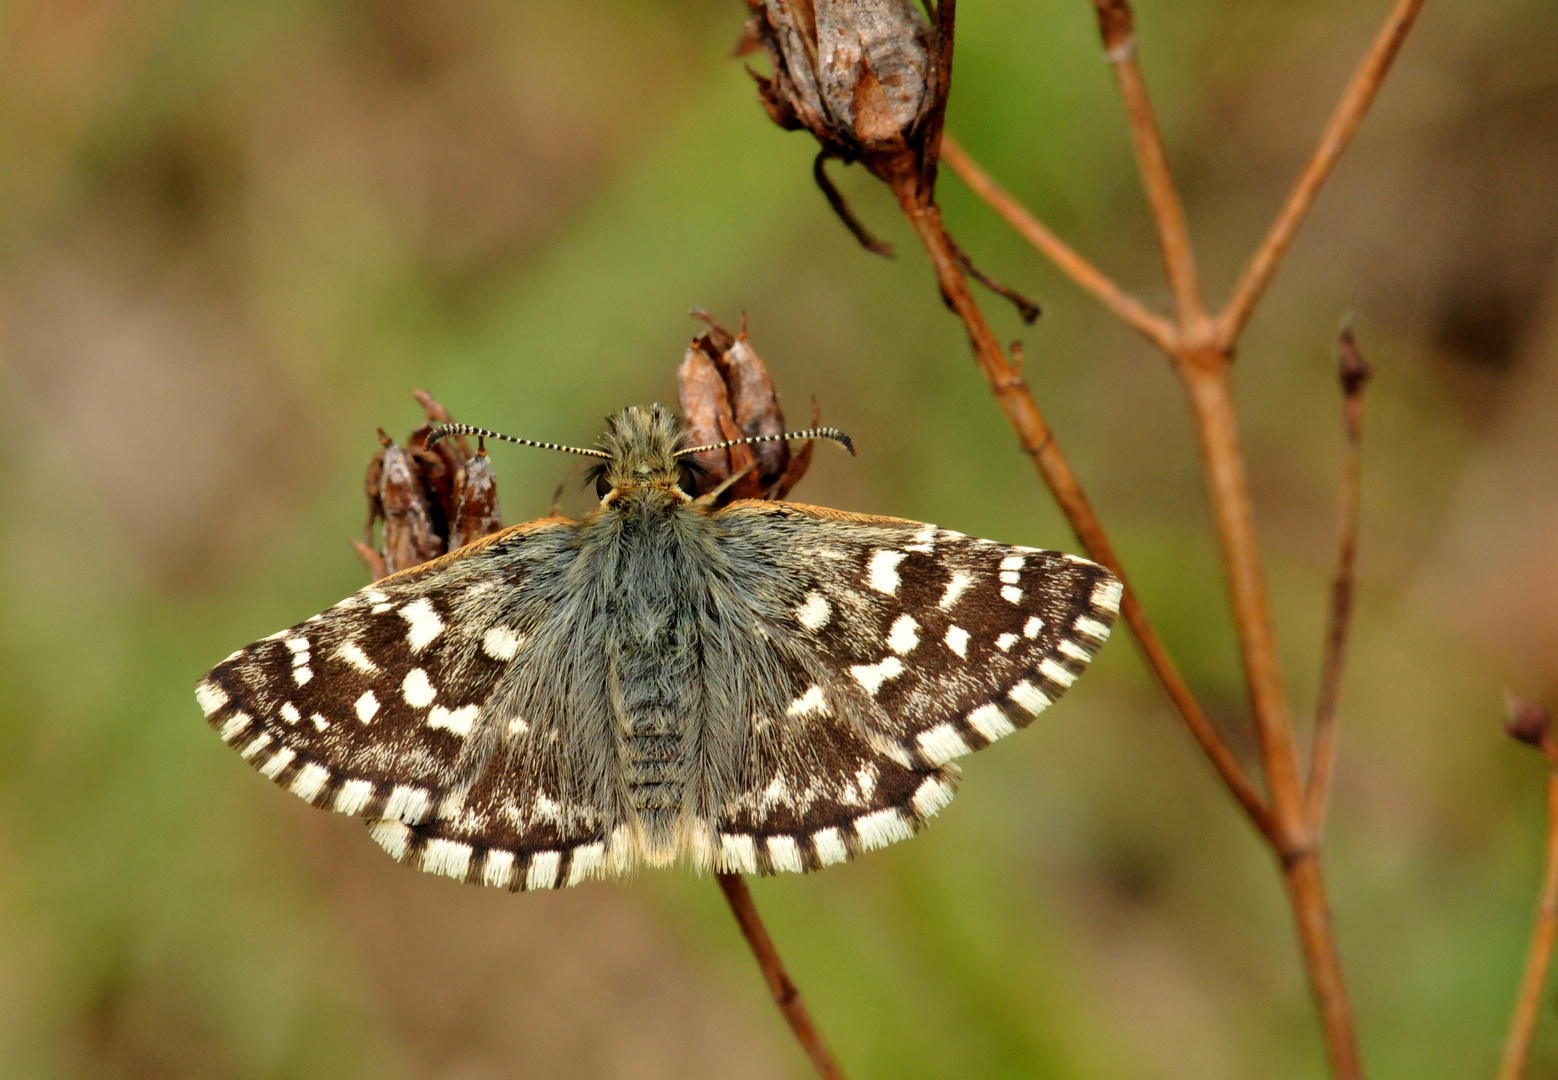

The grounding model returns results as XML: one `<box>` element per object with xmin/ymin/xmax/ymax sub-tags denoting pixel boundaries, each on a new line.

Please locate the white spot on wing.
<box><xmin>767</xmin><ymin>836</ymin><xmax>804</xmax><ymax>874</ymax></box>
<box><xmin>284</xmin><ymin>636</ymin><xmax>310</xmax><ymax>654</ymax></box>
<box><xmin>1000</xmin><ymin>585</ymin><xmax>1023</xmax><ymax>604</ymax></box>
<box><xmin>219</xmin><ymin>712</ymin><xmax>252</xmax><ymax>743</ymax></box>
<box><xmin>292</xmin><ymin>666</ymin><xmax>313</xmax><ymax>686</ymax></box>
<box><xmin>1010</xmin><ymin>680</ymin><xmax>1053</xmax><ymax>714</ymax></box>
<box><xmin>355</xmin><ymin>690</ymin><xmax>379</xmax><ymax>723</ymax></box>
<box><xmin>911</xmin><ymin>775</ymin><xmax>956</xmax><ymax>818</ymax></box>
<box><xmin>506</xmin><ymin>715</ymin><xmax>530</xmax><ymax>737</ymax></box>
<box><xmin>369</xmin><ymin>820</ymin><xmax>412</xmax><ymax>861</ymax></box>
<box><xmin>1024</xmin><ymin>616</ymin><xmax>1044</xmax><ymax>639</ymax></box>
<box><xmin>944</xmin><ymin>625</ymin><xmax>970</xmax><ymax>657</ymax></box>
<box><xmin>850</xmin><ymin>656</ymin><xmax>906</xmax><ymax>696</ymax></box>
<box><xmin>787</xmin><ymin>685</ymin><xmax>829</xmax><ymax>718</ymax></box>
<box><xmin>1074</xmin><ymin>615</ymin><xmax>1111</xmax><ymax>641</ymax></box>
<box><xmin>720</xmin><ymin>833</ymin><xmax>758</xmax><ymax>874</ymax></box>
<box><xmin>796</xmin><ymin>592</ymin><xmax>832</xmax><ymax>631</ymax></box>
<box><xmin>399</xmin><ymin>598</ymin><xmax>445</xmax><ymax>652</ymax></box>
<box><xmin>995</xmin><ymin>632</ymin><xmax>1019</xmax><ymax>652</ymax></box>
<box><xmin>968</xmin><ymin>703</ymin><xmax>1017</xmax><ymax>742</ymax></box>
<box><xmin>812</xmin><ymin>827</ymin><xmax>848</xmax><ymax>866</ymax></box>
<box><xmin>280</xmin><ymin>702</ymin><xmax>301</xmax><ymax>724</ymax></box>
<box><xmin>887</xmin><ymin>614</ymin><xmax>920</xmax><ymax>655</ymax></box>
<box><xmin>1058</xmin><ymin>639</ymin><xmax>1092</xmax><ymax>663</ymax></box>
<box><xmin>482</xmin><ymin>626</ymin><xmax>523</xmax><ymax>661</ymax></box>
<box><xmin>196</xmin><ymin>681</ymin><xmax>228</xmax><ymax>717</ymax></box>
<box><xmin>483</xmin><ymin>850</ymin><xmax>517</xmax><ymax>889</ymax></box>
<box><xmin>1091</xmin><ymin>578</ymin><xmax>1124</xmax><ymax>614</ymax></box>
<box><xmin>1000</xmin><ymin>554</ymin><xmax>1027</xmax><ymax>572</ymax></box>
<box><xmin>428</xmin><ymin>704</ymin><xmax>479</xmax><ymax>737</ymax></box>
<box><xmin>334</xmin><ymin>641</ymin><xmax>380</xmax><ymax>675</ymax></box>
<box><xmin>1040</xmin><ymin>658</ymin><xmax>1077</xmax><ymax>688</ymax></box>
<box><xmin>385</xmin><ymin>785</ymin><xmax>432</xmax><ymax>824</ymax></box>
<box><xmin>567</xmin><ymin>844</ymin><xmax>605</xmax><ymax>886</ymax></box>
<box><xmin>867</xmin><ymin>550</ymin><xmax>908</xmax><ymax>595</ymax></box>
<box><xmin>402</xmin><ymin>668</ymin><xmax>436</xmax><ymax>708</ymax></box>
<box><xmin>422</xmin><ymin>839</ymin><xmax>473</xmax><ymax>881</ymax></box>
<box><xmin>917</xmin><ymin>723</ymin><xmax>971</xmax><ymax>765</ymax></box>
<box><xmin>855</xmin><ymin>809</ymin><xmax>912</xmax><ymax>850</ymax></box>
<box><xmin>259</xmin><ymin>747</ymin><xmax>296</xmax><ymax>779</ymax></box>
<box><xmin>290</xmin><ymin>763</ymin><xmax>331</xmax><ymax>803</ymax></box>
<box><xmin>526</xmin><ymin>851</ymin><xmax>561</xmax><ymax>890</ymax></box>
<box><xmin>334</xmin><ymin>779</ymin><xmax>374</xmax><ymax>815</ymax></box>
<box><xmin>240</xmin><ymin>733</ymin><xmax>272</xmax><ymax>761</ymax></box>
<box><xmin>938</xmin><ymin>571</ymin><xmax>973</xmax><ymax>610</ymax></box>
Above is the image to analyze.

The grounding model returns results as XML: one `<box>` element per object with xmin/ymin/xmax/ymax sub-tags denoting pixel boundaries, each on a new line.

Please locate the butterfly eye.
<box><xmin>676</xmin><ymin>463</ymin><xmax>699</xmax><ymax>497</ymax></box>
<box><xmin>595</xmin><ymin>472</ymin><xmax>613</xmax><ymax>499</ymax></box>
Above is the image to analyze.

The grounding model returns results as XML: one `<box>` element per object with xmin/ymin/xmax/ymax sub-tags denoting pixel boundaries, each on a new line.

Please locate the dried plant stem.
<box><xmin>1178</xmin><ymin>352</ymin><xmax>1362</xmax><ymax>1078</ymax></box>
<box><xmin>716</xmin><ymin>873</ymin><xmax>844</xmax><ymax>1080</ymax></box>
<box><xmin>1216</xmin><ymin>0</ymin><xmax>1428</xmax><ymax>345</ymax></box>
<box><xmin>939</xmin><ymin>135</ymin><xmax>1176</xmax><ymax>352</ymax></box>
<box><xmin>1306</xmin><ymin>330</ymin><xmax>1372</xmax><ymax>833</ymax></box>
<box><xmin>1499</xmin><ymin>745</ymin><xmax>1558</xmax><ymax>1080</ymax></box>
<box><xmin>897</xmin><ymin>193</ymin><xmax>1277</xmax><ymax>844</ymax></box>
<box><xmin>1092</xmin><ymin>0</ymin><xmax>1207</xmax><ymax>333</ymax></box>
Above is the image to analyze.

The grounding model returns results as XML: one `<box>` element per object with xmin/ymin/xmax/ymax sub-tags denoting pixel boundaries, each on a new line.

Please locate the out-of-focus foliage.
<box><xmin>2</xmin><ymin>0</ymin><xmax>1557</xmax><ymax>1077</ymax></box>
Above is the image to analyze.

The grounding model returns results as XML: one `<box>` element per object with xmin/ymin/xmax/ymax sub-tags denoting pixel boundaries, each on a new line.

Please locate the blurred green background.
<box><xmin>2</xmin><ymin>0</ymin><xmax>1557</xmax><ymax>1076</ymax></box>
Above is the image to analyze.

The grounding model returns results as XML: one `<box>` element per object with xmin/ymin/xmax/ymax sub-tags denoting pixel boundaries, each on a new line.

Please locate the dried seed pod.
<box><xmin>677</xmin><ymin>344</ymin><xmax>738</xmax><ymax>496</ymax></box>
<box><xmin>725</xmin><ymin>335</ymin><xmax>789</xmax><ymax>487</ymax></box>
<box><xmin>380</xmin><ymin>437</ymin><xmax>444</xmax><ymax>573</ymax></box>
<box><xmin>450</xmin><ymin>449</ymin><xmax>503</xmax><ymax>549</ymax></box>
<box><xmin>746</xmin><ymin>0</ymin><xmax>935</xmax><ymax>159</ymax></box>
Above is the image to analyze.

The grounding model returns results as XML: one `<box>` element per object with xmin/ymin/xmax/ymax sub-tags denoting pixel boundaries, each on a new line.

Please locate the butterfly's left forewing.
<box><xmin>195</xmin><ymin>518</ymin><xmax>577</xmax><ymax>826</ymax></box>
<box><xmin>700</xmin><ymin>501</ymin><xmax>1120</xmax><ymax>873</ymax></box>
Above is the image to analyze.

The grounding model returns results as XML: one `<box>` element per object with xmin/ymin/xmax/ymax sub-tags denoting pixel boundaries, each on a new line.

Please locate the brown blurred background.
<box><xmin>1</xmin><ymin>1</ymin><xmax>1556</xmax><ymax>1077</ymax></box>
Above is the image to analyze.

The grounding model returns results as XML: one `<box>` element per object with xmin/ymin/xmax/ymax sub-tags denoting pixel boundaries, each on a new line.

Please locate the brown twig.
<box><xmin>1092</xmin><ymin>0</ymin><xmax>1208</xmax><ymax>334</ymax></box>
<box><xmin>944</xmin><ymin>230</ymin><xmax>1042</xmax><ymax>323</ymax></box>
<box><xmin>1214</xmin><ymin>0</ymin><xmax>1428</xmax><ymax>346</ymax></box>
<box><xmin>940</xmin><ymin>134</ymin><xmax>1177</xmax><ymax>351</ymax></box>
<box><xmin>894</xmin><ymin>192</ymin><xmax>1278</xmax><ymax>844</ymax></box>
<box><xmin>1306</xmin><ymin>327</ymin><xmax>1373</xmax><ymax>833</ymax></box>
<box><xmin>1499</xmin><ymin>697</ymin><xmax>1558</xmax><ymax>1080</ymax></box>
<box><xmin>813</xmin><ymin>152</ymin><xmax>895</xmax><ymax>257</ymax></box>
<box><xmin>717</xmin><ymin>874</ymin><xmax>844</xmax><ymax>1080</ymax></box>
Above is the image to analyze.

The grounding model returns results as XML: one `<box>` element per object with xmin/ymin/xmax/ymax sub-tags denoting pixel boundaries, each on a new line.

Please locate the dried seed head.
<box><xmin>677</xmin><ymin>312</ymin><xmax>825</xmax><ymax>505</ymax></box>
<box><xmin>379</xmin><ymin>439</ymin><xmax>443</xmax><ymax>573</ymax></box>
<box><xmin>745</xmin><ymin>0</ymin><xmax>936</xmax><ymax>160</ymax></box>
<box><xmin>359</xmin><ymin>392</ymin><xmax>504</xmax><ymax>577</ymax></box>
<box><xmin>450</xmin><ymin>450</ymin><xmax>503</xmax><ymax>549</ymax></box>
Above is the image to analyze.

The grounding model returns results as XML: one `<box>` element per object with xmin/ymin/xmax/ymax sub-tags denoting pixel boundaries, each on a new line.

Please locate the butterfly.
<box><xmin>195</xmin><ymin>403</ymin><xmax>1120</xmax><ymax>891</ymax></box>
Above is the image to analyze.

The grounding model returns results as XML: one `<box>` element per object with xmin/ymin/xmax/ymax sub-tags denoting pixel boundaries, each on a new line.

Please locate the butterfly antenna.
<box><xmin>427</xmin><ymin>423</ymin><xmax>611</xmax><ymax>460</ymax></box>
<box><xmin>677</xmin><ymin>426</ymin><xmax>856</xmax><ymax>459</ymax></box>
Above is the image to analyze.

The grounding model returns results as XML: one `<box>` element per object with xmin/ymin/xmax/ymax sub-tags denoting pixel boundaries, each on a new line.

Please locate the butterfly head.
<box><xmin>594</xmin><ymin>404</ymin><xmax>699</xmax><ymax>505</ymax></box>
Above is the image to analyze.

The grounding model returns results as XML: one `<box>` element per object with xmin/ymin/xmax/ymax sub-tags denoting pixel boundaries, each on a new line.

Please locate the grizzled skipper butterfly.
<box><xmin>196</xmin><ymin>403</ymin><xmax>1120</xmax><ymax>891</ymax></box>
